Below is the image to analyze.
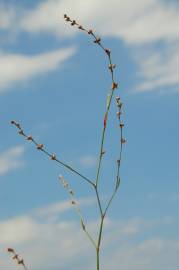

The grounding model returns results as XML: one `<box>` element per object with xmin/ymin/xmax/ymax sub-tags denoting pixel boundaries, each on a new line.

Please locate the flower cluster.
<box><xmin>7</xmin><ymin>248</ymin><xmax>27</xmax><ymax>270</ymax></box>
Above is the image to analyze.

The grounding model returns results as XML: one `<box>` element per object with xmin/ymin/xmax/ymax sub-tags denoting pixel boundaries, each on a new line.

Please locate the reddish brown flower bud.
<box><xmin>27</xmin><ymin>135</ymin><xmax>33</xmax><ymax>141</ymax></box>
<box><xmin>94</xmin><ymin>37</ymin><xmax>101</xmax><ymax>43</ymax></box>
<box><xmin>12</xmin><ymin>254</ymin><xmax>18</xmax><ymax>260</ymax></box>
<box><xmin>78</xmin><ymin>25</ymin><xmax>84</xmax><ymax>30</ymax></box>
<box><xmin>65</xmin><ymin>17</ymin><xmax>70</xmax><ymax>22</ymax></box>
<box><xmin>108</xmin><ymin>64</ymin><xmax>116</xmax><ymax>70</ymax></box>
<box><xmin>88</xmin><ymin>29</ymin><xmax>93</xmax><ymax>34</ymax></box>
<box><xmin>121</xmin><ymin>138</ymin><xmax>126</xmax><ymax>144</ymax></box>
<box><xmin>120</xmin><ymin>123</ymin><xmax>124</xmax><ymax>128</ymax></box>
<box><xmin>51</xmin><ymin>154</ymin><xmax>56</xmax><ymax>160</ymax></box>
<box><xmin>18</xmin><ymin>259</ymin><xmax>24</xmax><ymax>265</ymax></box>
<box><xmin>7</xmin><ymin>248</ymin><xmax>15</xmax><ymax>253</ymax></box>
<box><xmin>105</xmin><ymin>48</ymin><xmax>111</xmax><ymax>55</ymax></box>
<box><xmin>116</xmin><ymin>96</ymin><xmax>120</xmax><ymax>102</ymax></box>
<box><xmin>71</xmin><ymin>20</ymin><xmax>76</xmax><ymax>26</ymax></box>
<box><xmin>112</xmin><ymin>82</ymin><xmax>118</xmax><ymax>90</ymax></box>
<box><xmin>69</xmin><ymin>189</ymin><xmax>74</xmax><ymax>195</ymax></box>
<box><xmin>18</xmin><ymin>129</ymin><xmax>24</xmax><ymax>135</ymax></box>
<box><xmin>37</xmin><ymin>144</ymin><xmax>43</xmax><ymax>150</ymax></box>
<box><xmin>116</xmin><ymin>112</ymin><xmax>121</xmax><ymax>117</ymax></box>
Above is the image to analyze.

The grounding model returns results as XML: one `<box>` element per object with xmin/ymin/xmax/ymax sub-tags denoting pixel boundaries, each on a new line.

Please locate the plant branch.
<box><xmin>59</xmin><ymin>175</ymin><xmax>96</xmax><ymax>248</ymax></box>
<box><xmin>7</xmin><ymin>248</ymin><xmax>28</xmax><ymax>270</ymax></box>
<box><xmin>11</xmin><ymin>120</ymin><xmax>94</xmax><ymax>187</ymax></box>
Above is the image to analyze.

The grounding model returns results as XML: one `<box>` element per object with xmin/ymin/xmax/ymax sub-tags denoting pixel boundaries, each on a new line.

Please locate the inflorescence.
<box><xmin>7</xmin><ymin>248</ymin><xmax>27</xmax><ymax>270</ymax></box>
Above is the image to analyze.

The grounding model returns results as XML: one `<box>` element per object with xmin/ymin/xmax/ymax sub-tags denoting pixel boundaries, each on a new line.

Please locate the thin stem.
<box><xmin>85</xmin><ymin>228</ymin><xmax>97</xmax><ymax>248</ymax></box>
<box><xmin>94</xmin><ymin>185</ymin><xmax>103</xmax><ymax>217</ymax></box>
<box><xmin>104</xmin><ymin>105</ymin><xmax>124</xmax><ymax>215</ymax></box>
<box><xmin>96</xmin><ymin>215</ymin><xmax>105</xmax><ymax>270</ymax></box>
<box><xmin>96</xmin><ymin>249</ymin><xmax>100</xmax><ymax>270</ymax></box>
<box><xmin>95</xmin><ymin>90</ymin><xmax>114</xmax><ymax>186</ymax></box>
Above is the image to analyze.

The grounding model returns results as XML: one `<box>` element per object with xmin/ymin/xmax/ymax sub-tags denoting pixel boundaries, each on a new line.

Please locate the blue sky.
<box><xmin>0</xmin><ymin>0</ymin><xmax>179</xmax><ymax>269</ymax></box>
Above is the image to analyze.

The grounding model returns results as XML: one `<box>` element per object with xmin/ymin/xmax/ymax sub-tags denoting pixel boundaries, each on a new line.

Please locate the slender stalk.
<box><xmin>94</xmin><ymin>185</ymin><xmax>103</xmax><ymax>217</ymax></box>
<box><xmin>96</xmin><ymin>215</ymin><xmax>105</xmax><ymax>270</ymax></box>
<box><xmin>95</xmin><ymin>89</ymin><xmax>115</xmax><ymax>186</ymax></box>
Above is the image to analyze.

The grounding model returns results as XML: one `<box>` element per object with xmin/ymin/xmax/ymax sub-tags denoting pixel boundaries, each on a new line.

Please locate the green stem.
<box><xmin>96</xmin><ymin>248</ymin><xmax>100</xmax><ymax>270</ymax></box>
<box><xmin>95</xmin><ymin>90</ymin><xmax>114</xmax><ymax>186</ymax></box>
<box><xmin>96</xmin><ymin>216</ymin><xmax>105</xmax><ymax>270</ymax></box>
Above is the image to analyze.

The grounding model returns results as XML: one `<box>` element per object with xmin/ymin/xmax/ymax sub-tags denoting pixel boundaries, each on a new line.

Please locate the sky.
<box><xmin>0</xmin><ymin>0</ymin><xmax>179</xmax><ymax>269</ymax></box>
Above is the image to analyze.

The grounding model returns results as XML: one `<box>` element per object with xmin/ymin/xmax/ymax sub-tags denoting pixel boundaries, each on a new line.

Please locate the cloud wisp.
<box><xmin>0</xmin><ymin>200</ymin><xmax>178</xmax><ymax>270</ymax></box>
<box><xmin>1</xmin><ymin>0</ymin><xmax>179</xmax><ymax>93</ymax></box>
<box><xmin>0</xmin><ymin>146</ymin><xmax>25</xmax><ymax>176</ymax></box>
<box><xmin>0</xmin><ymin>47</ymin><xmax>75</xmax><ymax>92</ymax></box>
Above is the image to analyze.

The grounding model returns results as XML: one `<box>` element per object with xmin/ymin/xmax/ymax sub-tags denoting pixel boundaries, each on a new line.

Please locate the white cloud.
<box><xmin>1</xmin><ymin>0</ymin><xmax>179</xmax><ymax>93</ymax></box>
<box><xmin>14</xmin><ymin>0</ymin><xmax>179</xmax><ymax>93</ymax></box>
<box><xmin>14</xmin><ymin>0</ymin><xmax>179</xmax><ymax>44</ymax></box>
<box><xmin>33</xmin><ymin>197</ymin><xmax>96</xmax><ymax>220</ymax></box>
<box><xmin>1</xmin><ymin>0</ymin><xmax>179</xmax><ymax>44</ymax></box>
<box><xmin>0</xmin><ymin>201</ymin><xmax>178</xmax><ymax>270</ymax></box>
<box><xmin>0</xmin><ymin>146</ymin><xmax>25</xmax><ymax>175</ymax></box>
<box><xmin>133</xmin><ymin>43</ymin><xmax>179</xmax><ymax>92</ymax></box>
<box><xmin>0</xmin><ymin>47</ymin><xmax>75</xmax><ymax>92</ymax></box>
<box><xmin>0</xmin><ymin>4</ymin><xmax>16</xmax><ymax>30</ymax></box>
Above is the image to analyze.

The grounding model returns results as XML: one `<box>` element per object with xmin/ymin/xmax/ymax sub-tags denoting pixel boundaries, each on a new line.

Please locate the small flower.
<box><xmin>116</xmin><ymin>112</ymin><xmax>121</xmax><ymax>117</ymax></box>
<box><xmin>120</xmin><ymin>123</ymin><xmax>124</xmax><ymax>128</ymax></box>
<box><xmin>63</xmin><ymin>181</ymin><xmax>69</xmax><ymax>188</ymax></box>
<box><xmin>69</xmin><ymin>189</ymin><xmax>74</xmax><ymax>195</ymax></box>
<box><xmin>112</xmin><ymin>82</ymin><xmax>118</xmax><ymax>90</ymax></box>
<box><xmin>18</xmin><ymin>259</ymin><xmax>24</xmax><ymax>265</ymax></box>
<box><xmin>27</xmin><ymin>135</ymin><xmax>33</xmax><ymax>141</ymax></box>
<box><xmin>94</xmin><ymin>37</ymin><xmax>101</xmax><ymax>43</ymax></box>
<box><xmin>12</xmin><ymin>254</ymin><xmax>18</xmax><ymax>260</ymax></box>
<box><xmin>59</xmin><ymin>175</ymin><xmax>69</xmax><ymax>188</ymax></box>
<box><xmin>36</xmin><ymin>144</ymin><xmax>43</xmax><ymax>150</ymax></box>
<box><xmin>116</xmin><ymin>96</ymin><xmax>120</xmax><ymax>102</ymax></box>
<box><xmin>88</xmin><ymin>29</ymin><xmax>93</xmax><ymax>34</ymax></box>
<box><xmin>78</xmin><ymin>25</ymin><xmax>84</xmax><ymax>30</ymax></box>
<box><xmin>105</xmin><ymin>48</ymin><xmax>111</xmax><ymax>56</ymax></box>
<box><xmin>121</xmin><ymin>138</ymin><xmax>126</xmax><ymax>144</ymax></box>
<box><xmin>51</xmin><ymin>153</ymin><xmax>56</xmax><ymax>160</ymax></box>
<box><xmin>65</xmin><ymin>16</ymin><xmax>70</xmax><ymax>22</ymax></box>
<box><xmin>18</xmin><ymin>129</ymin><xmax>24</xmax><ymax>135</ymax></box>
<box><xmin>71</xmin><ymin>20</ymin><xmax>76</xmax><ymax>26</ymax></box>
<box><xmin>108</xmin><ymin>64</ymin><xmax>116</xmax><ymax>70</ymax></box>
<box><xmin>7</xmin><ymin>248</ymin><xmax>15</xmax><ymax>253</ymax></box>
